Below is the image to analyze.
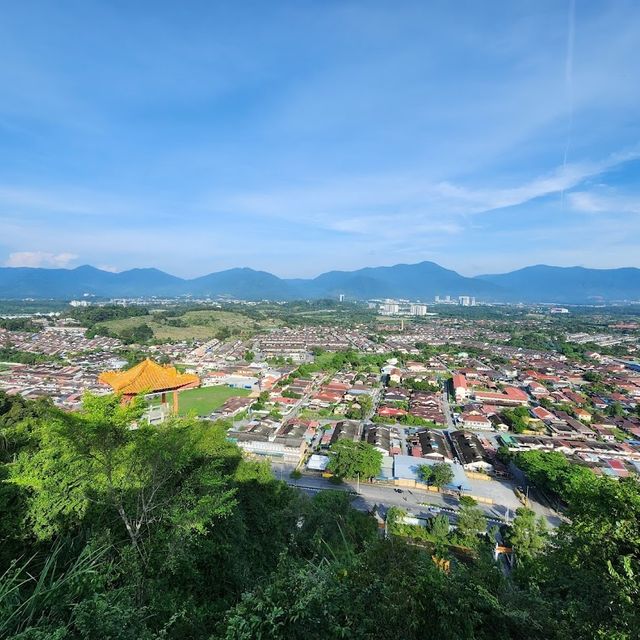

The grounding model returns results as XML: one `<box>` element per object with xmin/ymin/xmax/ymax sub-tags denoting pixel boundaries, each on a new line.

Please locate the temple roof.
<box><xmin>99</xmin><ymin>358</ymin><xmax>200</xmax><ymax>395</ymax></box>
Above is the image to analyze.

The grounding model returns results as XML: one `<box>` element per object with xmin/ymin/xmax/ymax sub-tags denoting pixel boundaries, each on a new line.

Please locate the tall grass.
<box><xmin>0</xmin><ymin>540</ymin><xmax>108</xmax><ymax>637</ymax></box>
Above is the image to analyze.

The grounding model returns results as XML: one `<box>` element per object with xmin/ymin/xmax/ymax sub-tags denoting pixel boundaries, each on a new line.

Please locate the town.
<box><xmin>2</xmin><ymin>299</ymin><xmax>639</xmax><ymax>533</ymax></box>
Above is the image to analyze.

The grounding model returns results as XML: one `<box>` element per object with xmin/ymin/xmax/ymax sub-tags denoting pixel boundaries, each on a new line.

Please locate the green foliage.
<box><xmin>403</xmin><ymin>378</ymin><xmax>440</xmax><ymax>392</ymax></box>
<box><xmin>583</xmin><ymin>371</ymin><xmax>602</xmax><ymax>383</ymax></box>
<box><xmin>430</xmin><ymin>514</ymin><xmax>451</xmax><ymax>545</ymax></box>
<box><xmin>516</xmin><ymin>450</ymin><xmax>596</xmax><ymax>502</ymax></box>
<box><xmin>417</xmin><ymin>462</ymin><xmax>454</xmax><ymax>489</ymax></box>
<box><xmin>0</xmin><ymin>347</ymin><xmax>58</xmax><ymax>365</ymax></box>
<box><xmin>0</xmin><ymin>317</ymin><xmax>40</xmax><ymax>332</ymax></box>
<box><xmin>3</xmin><ymin>388</ymin><xmax>640</xmax><ymax>639</ymax></box>
<box><xmin>68</xmin><ymin>305</ymin><xmax>150</xmax><ymax>328</ymax></box>
<box><xmin>455</xmin><ymin>500</ymin><xmax>486</xmax><ymax>547</ymax></box>
<box><xmin>223</xmin><ymin>540</ymin><xmax>544</xmax><ymax>640</ymax></box>
<box><xmin>526</xmin><ymin>476</ymin><xmax>640</xmax><ymax>638</ymax></box>
<box><xmin>117</xmin><ymin>322</ymin><xmax>154</xmax><ymax>344</ymax></box>
<box><xmin>345</xmin><ymin>395</ymin><xmax>372</xmax><ymax>420</ymax></box>
<box><xmin>327</xmin><ymin>440</ymin><xmax>382</xmax><ymax>480</ymax></box>
<box><xmin>507</xmin><ymin>507</ymin><xmax>548</xmax><ymax>563</ymax></box>
<box><xmin>607</xmin><ymin>401</ymin><xmax>625</xmax><ymax>417</ymax></box>
<box><xmin>502</xmin><ymin>406</ymin><xmax>530</xmax><ymax>433</ymax></box>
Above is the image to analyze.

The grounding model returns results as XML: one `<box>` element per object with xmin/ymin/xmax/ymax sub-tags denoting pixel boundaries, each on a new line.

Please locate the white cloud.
<box><xmin>97</xmin><ymin>264</ymin><xmax>120</xmax><ymax>273</ymax></box>
<box><xmin>568</xmin><ymin>191</ymin><xmax>640</xmax><ymax>215</ymax></box>
<box><xmin>5</xmin><ymin>251</ymin><xmax>78</xmax><ymax>268</ymax></box>
<box><xmin>207</xmin><ymin>149</ymin><xmax>640</xmax><ymax>235</ymax></box>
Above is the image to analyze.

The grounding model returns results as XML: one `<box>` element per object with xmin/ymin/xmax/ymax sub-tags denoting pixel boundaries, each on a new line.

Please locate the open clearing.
<box><xmin>98</xmin><ymin>309</ymin><xmax>282</xmax><ymax>341</ymax></box>
<box><xmin>149</xmin><ymin>385</ymin><xmax>251</xmax><ymax>416</ymax></box>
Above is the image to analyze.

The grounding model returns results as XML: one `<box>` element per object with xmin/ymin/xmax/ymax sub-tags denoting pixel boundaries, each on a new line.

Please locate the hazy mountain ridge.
<box><xmin>0</xmin><ymin>261</ymin><xmax>639</xmax><ymax>303</ymax></box>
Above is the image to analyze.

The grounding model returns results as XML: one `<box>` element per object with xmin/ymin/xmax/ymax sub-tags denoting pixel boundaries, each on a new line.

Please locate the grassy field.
<box><xmin>98</xmin><ymin>309</ymin><xmax>282</xmax><ymax>341</ymax></box>
<box><xmin>150</xmin><ymin>385</ymin><xmax>252</xmax><ymax>416</ymax></box>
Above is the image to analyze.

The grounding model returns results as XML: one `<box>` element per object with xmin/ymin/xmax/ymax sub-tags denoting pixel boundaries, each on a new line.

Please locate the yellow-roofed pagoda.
<box><xmin>99</xmin><ymin>358</ymin><xmax>200</xmax><ymax>414</ymax></box>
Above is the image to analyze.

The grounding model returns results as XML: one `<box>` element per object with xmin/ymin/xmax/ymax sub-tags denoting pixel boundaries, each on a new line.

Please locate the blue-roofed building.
<box><xmin>392</xmin><ymin>455</ymin><xmax>470</xmax><ymax>491</ymax></box>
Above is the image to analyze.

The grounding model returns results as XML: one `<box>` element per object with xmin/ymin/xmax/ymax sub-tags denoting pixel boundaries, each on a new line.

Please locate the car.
<box><xmin>394</xmin><ymin>488</ymin><xmax>403</xmax><ymax>493</ymax></box>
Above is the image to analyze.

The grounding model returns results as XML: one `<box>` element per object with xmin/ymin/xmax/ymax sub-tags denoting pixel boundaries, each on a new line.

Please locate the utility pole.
<box><xmin>357</xmin><ymin>473</ymin><xmax>360</xmax><ymax>494</ymax></box>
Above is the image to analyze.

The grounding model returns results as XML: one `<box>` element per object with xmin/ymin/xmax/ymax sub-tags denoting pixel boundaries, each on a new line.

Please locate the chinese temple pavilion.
<box><xmin>99</xmin><ymin>358</ymin><xmax>200</xmax><ymax>414</ymax></box>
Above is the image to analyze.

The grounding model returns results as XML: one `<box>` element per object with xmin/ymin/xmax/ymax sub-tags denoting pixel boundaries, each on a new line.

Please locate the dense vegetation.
<box><xmin>68</xmin><ymin>305</ymin><xmax>150</xmax><ymax>331</ymax></box>
<box><xmin>0</xmin><ymin>347</ymin><xmax>58</xmax><ymax>365</ymax></box>
<box><xmin>0</xmin><ymin>318</ymin><xmax>40</xmax><ymax>333</ymax></box>
<box><xmin>0</xmin><ymin>391</ymin><xmax>639</xmax><ymax>639</ymax></box>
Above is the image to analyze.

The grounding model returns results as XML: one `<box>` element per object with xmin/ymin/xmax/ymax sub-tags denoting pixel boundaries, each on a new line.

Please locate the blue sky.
<box><xmin>1</xmin><ymin>0</ymin><xmax>639</xmax><ymax>278</ymax></box>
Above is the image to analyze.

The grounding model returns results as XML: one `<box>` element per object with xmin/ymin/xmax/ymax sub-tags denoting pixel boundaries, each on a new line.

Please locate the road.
<box><xmin>286</xmin><ymin>474</ymin><xmax>514</xmax><ymax>527</ymax></box>
<box><xmin>441</xmin><ymin>388</ymin><xmax>456</xmax><ymax>429</ymax></box>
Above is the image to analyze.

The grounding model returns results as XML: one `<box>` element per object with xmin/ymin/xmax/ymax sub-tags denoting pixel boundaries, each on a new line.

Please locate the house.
<box><xmin>329</xmin><ymin>420</ymin><xmax>362</xmax><ymax>445</ymax></box>
<box><xmin>378</xmin><ymin>406</ymin><xmax>407</xmax><ymax>418</ymax></box>
<box><xmin>414</xmin><ymin>429</ymin><xmax>453</xmax><ymax>460</ymax></box>
<box><xmin>449</xmin><ymin>430</ymin><xmax>493</xmax><ymax>473</ymax></box>
<box><xmin>365</xmin><ymin>425</ymin><xmax>391</xmax><ymax>454</ymax></box>
<box><xmin>473</xmin><ymin>386</ymin><xmax>529</xmax><ymax>406</ymax></box>
<box><xmin>460</xmin><ymin>412</ymin><xmax>493</xmax><ymax>430</ymax></box>
<box><xmin>227</xmin><ymin>420</ymin><xmax>307</xmax><ymax>464</ymax></box>
<box><xmin>530</xmin><ymin>406</ymin><xmax>555</xmax><ymax>422</ymax></box>
<box><xmin>574</xmin><ymin>407</ymin><xmax>592</xmax><ymax>422</ymax></box>
<box><xmin>554</xmin><ymin>411</ymin><xmax>596</xmax><ymax>439</ymax></box>
<box><xmin>452</xmin><ymin>374</ymin><xmax>468</xmax><ymax>402</ymax></box>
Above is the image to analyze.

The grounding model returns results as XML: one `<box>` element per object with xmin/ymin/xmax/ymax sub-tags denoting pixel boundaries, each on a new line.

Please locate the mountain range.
<box><xmin>0</xmin><ymin>261</ymin><xmax>639</xmax><ymax>304</ymax></box>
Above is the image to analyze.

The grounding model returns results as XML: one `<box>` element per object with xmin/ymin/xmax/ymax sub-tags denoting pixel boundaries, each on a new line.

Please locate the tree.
<box><xmin>516</xmin><ymin>450</ymin><xmax>596</xmax><ymax>502</ymax></box>
<box><xmin>119</xmin><ymin>323</ymin><xmax>154</xmax><ymax>344</ymax></box>
<box><xmin>456</xmin><ymin>498</ymin><xmax>486</xmax><ymax>546</ymax></box>
<box><xmin>430</xmin><ymin>462</ymin><xmax>454</xmax><ymax>489</ymax></box>
<box><xmin>8</xmin><ymin>393</ymin><xmax>237</xmax><ymax>563</ymax></box>
<box><xmin>502</xmin><ymin>407</ymin><xmax>530</xmax><ymax>434</ymax></box>
<box><xmin>532</xmin><ymin>476</ymin><xmax>640</xmax><ymax>638</ymax></box>
<box><xmin>508</xmin><ymin>507</ymin><xmax>547</xmax><ymax>563</ymax></box>
<box><xmin>430</xmin><ymin>514</ymin><xmax>450</xmax><ymax>545</ymax></box>
<box><xmin>244</xmin><ymin>350</ymin><xmax>255</xmax><ymax>362</ymax></box>
<box><xmin>358</xmin><ymin>394</ymin><xmax>373</xmax><ymax>418</ymax></box>
<box><xmin>327</xmin><ymin>440</ymin><xmax>382</xmax><ymax>480</ymax></box>
<box><xmin>252</xmin><ymin>390</ymin><xmax>270</xmax><ymax>410</ymax></box>
<box><xmin>417</xmin><ymin>464</ymin><xmax>434</xmax><ymax>484</ymax></box>
<box><xmin>297</xmin><ymin>490</ymin><xmax>376</xmax><ymax>557</ymax></box>
<box><xmin>607</xmin><ymin>401</ymin><xmax>625</xmax><ymax>417</ymax></box>
<box><xmin>417</xmin><ymin>462</ymin><xmax>453</xmax><ymax>489</ymax></box>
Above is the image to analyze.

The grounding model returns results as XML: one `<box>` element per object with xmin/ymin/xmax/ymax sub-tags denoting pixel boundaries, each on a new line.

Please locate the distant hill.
<box><xmin>0</xmin><ymin>261</ymin><xmax>638</xmax><ymax>303</ymax></box>
<box><xmin>477</xmin><ymin>265</ymin><xmax>640</xmax><ymax>303</ymax></box>
<box><xmin>188</xmin><ymin>268</ymin><xmax>298</xmax><ymax>300</ymax></box>
<box><xmin>290</xmin><ymin>261</ymin><xmax>500</xmax><ymax>300</ymax></box>
<box><xmin>0</xmin><ymin>265</ymin><xmax>184</xmax><ymax>299</ymax></box>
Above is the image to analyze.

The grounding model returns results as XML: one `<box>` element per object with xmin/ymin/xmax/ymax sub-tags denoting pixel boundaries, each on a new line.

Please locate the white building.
<box><xmin>380</xmin><ymin>300</ymin><xmax>400</xmax><ymax>315</ymax></box>
<box><xmin>410</xmin><ymin>303</ymin><xmax>428</xmax><ymax>316</ymax></box>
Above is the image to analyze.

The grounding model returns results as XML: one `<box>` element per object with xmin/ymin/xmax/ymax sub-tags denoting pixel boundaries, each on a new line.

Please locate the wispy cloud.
<box><xmin>97</xmin><ymin>264</ymin><xmax>120</xmax><ymax>273</ymax></box>
<box><xmin>0</xmin><ymin>185</ymin><xmax>149</xmax><ymax>218</ymax></box>
<box><xmin>568</xmin><ymin>191</ymin><xmax>640</xmax><ymax>215</ymax></box>
<box><xmin>207</xmin><ymin>150</ymin><xmax>639</xmax><ymax>236</ymax></box>
<box><xmin>5</xmin><ymin>251</ymin><xmax>78</xmax><ymax>268</ymax></box>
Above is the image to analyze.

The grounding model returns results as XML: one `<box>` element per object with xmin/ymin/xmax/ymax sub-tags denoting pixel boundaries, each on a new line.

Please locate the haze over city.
<box><xmin>1</xmin><ymin>0</ymin><xmax>639</xmax><ymax>277</ymax></box>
